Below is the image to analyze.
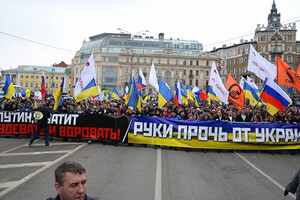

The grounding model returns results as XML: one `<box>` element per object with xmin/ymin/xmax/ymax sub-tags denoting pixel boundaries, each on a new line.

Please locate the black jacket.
<box><xmin>236</xmin><ymin>114</ymin><xmax>251</xmax><ymax>122</ymax></box>
<box><xmin>285</xmin><ymin>168</ymin><xmax>300</xmax><ymax>200</ymax></box>
<box><xmin>35</xmin><ymin>107</ymin><xmax>51</xmax><ymax>127</ymax></box>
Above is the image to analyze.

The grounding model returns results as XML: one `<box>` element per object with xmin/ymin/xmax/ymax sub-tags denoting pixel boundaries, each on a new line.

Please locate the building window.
<box><xmin>144</xmin><ymin>58</ymin><xmax>147</xmax><ymax>64</ymax></box>
<box><xmin>196</xmin><ymin>80</ymin><xmax>198</xmax><ymax>87</ymax></box>
<box><xmin>189</xmin><ymin>70</ymin><xmax>192</xmax><ymax>75</ymax></box>
<box><xmin>56</xmin><ymin>77</ymin><xmax>58</xmax><ymax>80</ymax></box>
<box><xmin>158</xmin><ymin>68</ymin><xmax>161</xmax><ymax>75</ymax></box>
<box><xmin>167</xmin><ymin>58</ymin><xmax>170</xmax><ymax>65</ymax></box>
<box><xmin>240</xmin><ymin>67</ymin><xmax>243</xmax><ymax>73</ymax></box>
<box><xmin>240</xmin><ymin>58</ymin><xmax>243</xmax><ymax>64</ymax></box>
<box><xmin>26</xmin><ymin>75</ymin><xmax>28</xmax><ymax>78</ymax></box>
<box><xmin>189</xmin><ymin>79</ymin><xmax>193</xmax><ymax>86</ymax></box>
<box><xmin>30</xmin><ymin>82</ymin><xmax>33</xmax><ymax>87</ymax></box>
<box><xmin>196</xmin><ymin>60</ymin><xmax>199</xmax><ymax>66</ymax></box>
<box><xmin>176</xmin><ymin>59</ymin><xmax>178</xmax><ymax>65</ymax></box>
<box><xmin>190</xmin><ymin>60</ymin><xmax>193</xmax><ymax>65</ymax></box>
<box><xmin>206</xmin><ymin>70</ymin><xmax>209</xmax><ymax>76</ymax></box>
<box><xmin>271</xmin><ymin>45</ymin><xmax>275</xmax><ymax>52</ymax></box>
<box><xmin>261</xmin><ymin>45</ymin><xmax>265</xmax><ymax>52</ymax></box>
<box><xmin>158</xmin><ymin>58</ymin><xmax>161</xmax><ymax>64</ymax></box>
<box><xmin>36</xmin><ymin>82</ymin><xmax>38</xmax><ymax>88</ymax></box>
<box><xmin>287</xmin><ymin>55</ymin><xmax>292</xmax><ymax>62</ymax></box>
<box><xmin>103</xmin><ymin>57</ymin><xmax>118</xmax><ymax>62</ymax></box>
<box><xmin>206</xmin><ymin>61</ymin><xmax>209</xmax><ymax>66</ymax></box>
<box><xmin>175</xmin><ymin>70</ymin><xmax>178</xmax><ymax>75</ymax></box>
<box><xmin>271</xmin><ymin>55</ymin><xmax>276</xmax><ymax>62</ymax></box>
<box><xmin>150</xmin><ymin>57</ymin><xmax>153</xmax><ymax>64</ymax></box>
<box><xmin>183</xmin><ymin>70</ymin><xmax>186</xmax><ymax>75</ymax></box>
<box><xmin>196</xmin><ymin>70</ymin><xmax>199</xmax><ymax>76</ymax></box>
<box><xmin>20</xmin><ymin>81</ymin><xmax>23</xmax><ymax>86</ymax></box>
<box><xmin>46</xmin><ymin>76</ymin><xmax>48</xmax><ymax>79</ymax></box>
<box><xmin>126</xmin><ymin>57</ymin><xmax>129</xmax><ymax>63</ymax></box>
<box><xmin>36</xmin><ymin>76</ymin><xmax>39</xmax><ymax>79</ymax></box>
<box><xmin>102</xmin><ymin>67</ymin><xmax>118</xmax><ymax>91</ymax></box>
<box><xmin>56</xmin><ymin>83</ymin><xmax>58</xmax><ymax>88</ymax></box>
<box><xmin>165</xmin><ymin>72</ymin><xmax>170</xmax><ymax>85</ymax></box>
<box><xmin>245</xmin><ymin>47</ymin><xmax>249</xmax><ymax>53</ymax></box>
<box><xmin>21</xmin><ymin>75</ymin><xmax>23</xmax><ymax>78</ymax></box>
<box><xmin>125</xmin><ymin>66</ymin><xmax>129</xmax><ymax>73</ymax></box>
<box><xmin>183</xmin><ymin>60</ymin><xmax>186</xmax><ymax>65</ymax></box>
<box><xmin>277</xmin><ymin>46</ymin><xmax>282</xmax><ymax>52</ymax></box>
<box><xmin>287</xmin><ymin>45</ymin><xmax>292</xmax><ymax>52</ymax></box>
<box><xmin>137</xmin><ymin>57</ymin><xmax>140</xmax><ymax>63</ymax></box>
<box><xmin>31</xmin><ymin>75</ymin><xmax>33</xmax><ymax>78</ymax></box>
<box><xmin>297</xmin><ymin>45</ymin><xmax>300</xmax><ymax>53</ymax></box>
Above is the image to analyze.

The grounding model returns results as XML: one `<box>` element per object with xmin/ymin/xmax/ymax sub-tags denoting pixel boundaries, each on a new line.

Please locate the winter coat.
<box><xmin>286</xmin><ymin>168</ymin><xmax>300</xmax><ymax>200</ymax></box>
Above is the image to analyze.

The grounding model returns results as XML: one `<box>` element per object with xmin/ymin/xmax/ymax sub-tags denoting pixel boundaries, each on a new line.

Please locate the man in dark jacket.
<box><xmin>47</xmin><ymin>161</ymin><xmax>98</xmax><ymax>200</ymax></box>
<box><xmin>284</xmin><ymin>168</ymin><xmax>300</xmax><ymax>200</ymax></box>
<box><xmin>28</xmin><ymin>101</ymin><xmax>51</xmax><ymax>146</ymax></box>
<box><xmin>236</xmin><ymin>108</ymin><xmax>251</xmax><ymax>122</ymax></box>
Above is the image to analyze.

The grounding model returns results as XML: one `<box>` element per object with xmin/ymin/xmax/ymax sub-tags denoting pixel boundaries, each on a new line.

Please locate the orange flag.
<box><xmin>297</xmin><ymin>62</ymin><xmax>300</xmax><ymax>76</ymax></box>
<box><xmin>225</xmin><ymin>73</ymin><xmax>245</xmax><ymax>110</ymax></box>
<box><xmin>277</xmin><ymin>55</ymin><xmax>300</xmax><ymax>93</ymax></box>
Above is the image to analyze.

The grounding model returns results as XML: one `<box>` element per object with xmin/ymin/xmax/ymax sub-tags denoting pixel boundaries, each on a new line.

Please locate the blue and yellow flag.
<box><xmin>4</xmin><ymin>74</ymin><xmax>15</xmax><ymax>99</ymax></box>
<box><xmin>158</xmin><ymin>78</ymin><xmax>173</xmax><ymax>108</ymax></box>
<box><xmin>180</xmin><ymin>82</ymin><xmax>188</xmax><ymax>105</ymax></box>
<box><xmin>126</xmin><ymin>77</ymin><xmax>140</xmax><ymax>111</ymax></box>
<box><xmin>186</xmin><ymin>85</ymin><xmax>194</xmax><ymax>101</ymax></box>
<box><xmin>207</xmin><ymin>87</ymin><xmax>222</xmax><ymax>105</ymax></box>
<box><xmin>111</xmin><ymin>88</ymin><xmax>122</xmax><ymax>100</ymax></box>
<box><xmin>53</xmin><ymin>77</ymin><xmax>64</xmax><ymax>110</ymax></box>
<box><xmin>106</xmin><ymin>91</ymin><xmax>111</xmax><ymax>101</ymax></box>
<box><xmin>243</xmin><ymin>81</ymin><xmax>260</xmax><ymax>107</ymax></box>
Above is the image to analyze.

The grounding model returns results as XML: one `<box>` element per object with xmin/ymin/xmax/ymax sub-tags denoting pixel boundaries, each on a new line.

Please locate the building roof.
<box><xmin>79</xmin><ymin>32</ymin><xmax>203</xmax><ymax>57</ymax></box>
<box><xmin>2</xmin><ymin>65</ymin><xmax>67</xmax><ymax>74</ymax></box>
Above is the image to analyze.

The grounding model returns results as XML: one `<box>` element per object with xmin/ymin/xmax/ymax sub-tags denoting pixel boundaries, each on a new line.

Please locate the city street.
<box><xmin>0</xmin><ymin>137</ymin><xmax>299</xmax><ymax>200</ymax></box>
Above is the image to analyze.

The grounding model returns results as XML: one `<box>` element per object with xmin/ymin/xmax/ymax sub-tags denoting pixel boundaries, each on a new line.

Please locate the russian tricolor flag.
<box><xmin>192</xmin><ymin>86</ymin><xmax>208</xmax><ymax>100</ymax></box>
<box><xmin>260</xmin><ymin>78</ymin><xmax>292</xmax><ymax>112</ymax></box>
<box><xmin>138</xmin><ymin>68</ymin><xmax>146</xmax><ymax>90</ymax></box>
<box><xmin>174</xmin><ymin>81</ymin><xmax>182</xmax><ymax>108</ymax></box>
<box><xmin>41</xmin><ymin>71</ymin><xmax>46</xmax><ymax>100</ymax></box>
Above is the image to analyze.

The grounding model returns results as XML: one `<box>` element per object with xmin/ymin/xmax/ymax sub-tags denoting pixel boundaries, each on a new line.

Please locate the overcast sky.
<box><xmin>0</xmin><ymin>0</ymin><xmax>299</xmax><ymax>70</ymax></box>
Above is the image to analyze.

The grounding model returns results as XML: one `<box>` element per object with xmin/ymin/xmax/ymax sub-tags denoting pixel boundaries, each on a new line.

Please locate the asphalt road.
<box><xmin>0</xmin><ymin>137</ymin><xmax>299</xmax><ymax>200</ymax></box>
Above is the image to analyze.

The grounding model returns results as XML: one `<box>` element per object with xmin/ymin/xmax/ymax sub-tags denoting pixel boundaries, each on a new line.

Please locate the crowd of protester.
<box><xmin>1</xmin><ymin>96</ymin><xmax>300</xmax><ymax>125</ymax></box>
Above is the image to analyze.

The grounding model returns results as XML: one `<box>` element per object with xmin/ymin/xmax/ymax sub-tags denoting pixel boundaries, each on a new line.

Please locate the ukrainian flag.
<box><xmin>243</xmin><ymin>81</ymin><xmax>260</xmax><ymax>107</ymax></box>
<box><xmin>111</xmin><ymin>88</ymin><xmax>122</xmax><ymax>100</ymax></box>
<box><xmin>207</xmin><ymin>87</ymin><xmax>222</xmax><ymax>105</ymax></box>
<box><xmin>180</xmin><ymin>82</ymin><xmax>188</xmax><ymax>105</ymax></box>
<box><xmin>75</xmin><ymin>79</ymin><xmax>99</xmax><ymax>102</ymax></box>
<box><xmin>186</xmin><ymin>85</ymin><xmax>194</xmax><ymax>101</ymax></box>
<box><xmin>126</xmin><ymin>77</ymin><xmax>140</xmax><ymax>111</ymax></box>
<box><xmin>106</xmin><ymin>91</ymin><xmax>111</xmax><ymax>101</ymax></box>
<box><xmin>4</xmin><ymin>74</ymin><xmax>15</xmax><ymax>99</ymax></box>
<box><xmin>158</xmin><ymin>78</ymin><xmax>173</xmax><ymax>108</ymax></box>
<box><xmin>53</xmin><ymin>77</ymin><xmax>64</xmax><ymax>110</ymax></box>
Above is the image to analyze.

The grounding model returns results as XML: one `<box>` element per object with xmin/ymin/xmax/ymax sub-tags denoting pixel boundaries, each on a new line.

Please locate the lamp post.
<box><xmin>117</xmin><ymin>28</ymin><xmax>149</xmax><ymax>78</ymax></box>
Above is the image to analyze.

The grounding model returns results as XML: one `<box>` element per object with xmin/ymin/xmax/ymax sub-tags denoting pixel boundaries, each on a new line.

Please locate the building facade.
<box><xmin>1</xmin><ymin>65</ymin><xmax>70</xmax><ymax>95</ymax></box>
<box><xmin>211</xmin><ymin>1</ymin><xmax>300</xmax><ymax>87</ymax></box>
<box><xmin>71</xmin><ymin>33</ymin><xmax>220</xmax><ymax>96</ymax></box>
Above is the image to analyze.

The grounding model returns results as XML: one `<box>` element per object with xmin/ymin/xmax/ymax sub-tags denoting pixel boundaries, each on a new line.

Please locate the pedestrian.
<box><xmin>284</xmin><ymin>168</ymin><xmax>300</xmax><ymax>200</ymax></box>
<box><xmin>28</xmin><ymin>101</ymin><xmax>51</xmax><ymax>147</ymax></box>
<box><xmin>47</xmin><ymin>161</ymin><xmax>97</xmax><ymax>200</ymax></box>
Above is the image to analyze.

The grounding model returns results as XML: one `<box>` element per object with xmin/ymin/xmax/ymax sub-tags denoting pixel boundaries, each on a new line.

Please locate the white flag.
<box><xmin>74</xmin><ymin>53</ymin><xmax>99</xmax><ymax>102</ymax></box>
<box><xmin>247</xmin><ymin>76</ymin><xmax>259</xmax><ymax>89</ymax></box>
<box><xmin>247</xmin><ymin>44</ymin><xmax>276</xmax><ymax>81</ymax></box>
<box><xmin>149</xmin><ymin>62</ymin><xmax>159</xmax><ymax>92</ymax></box>
<box><xmin>208</xmin><ymin>62</ymin><xmax>229</xmax><ymax>104</ymax></box>
<box><xmin>239</xmin><ymin>77</ymin><xmax>247</xmax><ymax>89</ymax></box>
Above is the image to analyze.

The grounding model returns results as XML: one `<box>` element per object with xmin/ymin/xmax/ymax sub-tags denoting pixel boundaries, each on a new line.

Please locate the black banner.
<box><xmin>0</xmin><ymin>111</ymin><xmax>130</xmax><ymax>142</ymax></box>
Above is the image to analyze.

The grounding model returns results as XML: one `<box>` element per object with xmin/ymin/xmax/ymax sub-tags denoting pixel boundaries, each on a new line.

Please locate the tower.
<box><xmin>267</xmin><ymin>0</ymin><xmax>281</xmax><ymax>28</ymax></box>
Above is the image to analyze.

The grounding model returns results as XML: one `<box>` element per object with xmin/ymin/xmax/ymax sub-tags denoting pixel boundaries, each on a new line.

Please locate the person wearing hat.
<box><xmin>18</xmin><ymin>99</ymin><xmax>33</xmax><ymax>111</ymax></box>
<box><xmin>187</xmin><ymin>113</ymin><xmax>194</xmax><ymax>121</ymax></box>
<box><xmin>168</xmin><ymin>109</ymin><xmax>181</xmax><ymax>120</ymax></box>
<box><xmin>28</xmin><ymin>101</ymin><xmax>51</xmax><ymax>147</ymax></box>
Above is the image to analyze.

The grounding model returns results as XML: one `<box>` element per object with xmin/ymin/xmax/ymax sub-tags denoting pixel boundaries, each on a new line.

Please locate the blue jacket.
<box><xmin>168</xmin><ymin>115</ymin><xmax>181</xmax><ymax>120</ymax></box>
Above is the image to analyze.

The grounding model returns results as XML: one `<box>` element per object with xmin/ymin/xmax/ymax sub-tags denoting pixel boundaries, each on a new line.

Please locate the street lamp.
<box><xmin>117</xmin><ymin>28</ymin><xmax>149</xmax><ymax>77</ymax></box>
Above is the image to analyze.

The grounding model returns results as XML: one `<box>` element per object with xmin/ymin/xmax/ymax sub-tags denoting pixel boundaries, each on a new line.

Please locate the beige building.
<box><xmin>71</xmin><ymin>33</ymin><xmax>220</xmax><ymax>96</ymax></box>
<box><xmin>1</xmin><ymin>65</ymin><xmax>70</xmax><ymax>95</ymax></box>
<box><xmin>211</xmin><ymin>1</ymin><xmax>300</xmax><ymax>87</ymax></box>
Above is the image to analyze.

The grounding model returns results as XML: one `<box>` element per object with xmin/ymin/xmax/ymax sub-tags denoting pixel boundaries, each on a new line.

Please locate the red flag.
<box><xmin>277</xmin><ymin>56</ymin><xmax>300</xmax><ymax>93</ymax></box>
<box><xmin>225</xmin><ymin>73</ymin><xmax>245</xmax><ymax>111</ymax></box>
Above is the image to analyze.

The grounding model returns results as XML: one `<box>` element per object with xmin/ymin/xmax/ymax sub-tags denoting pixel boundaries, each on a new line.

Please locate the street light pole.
<box><xmin>117</xmin><ymin>28</ymin><xmax>149</xmax><ymax>78</ymax></box>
